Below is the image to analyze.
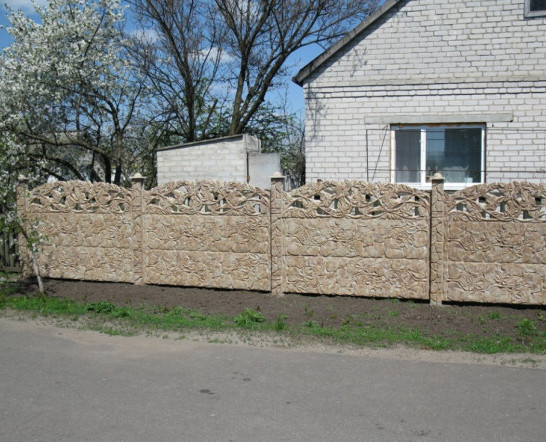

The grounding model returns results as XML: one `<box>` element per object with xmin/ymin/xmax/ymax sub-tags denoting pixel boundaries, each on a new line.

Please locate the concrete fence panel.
<box><xmin>25</xmin><ymin>181</ymin><xmax>135</xmax><ymax>282</ymax></box>
<box><xmin>279</xmin><ymin>181</ymin><xmax>430</xmax><ymax>299</ymax></box>
<box><xmin>141</xmin><ymin>181</ymin><xmax>271</xmax><ymax>291</ymax></box>
<box><xmin>445</xmin><ymin>182</ymin><xmax>546</xmax><ymax>305</ymax></box>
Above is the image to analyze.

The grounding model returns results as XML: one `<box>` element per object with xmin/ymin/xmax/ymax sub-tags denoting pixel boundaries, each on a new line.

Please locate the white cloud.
<box><xmin>131</xmin><ymin>28</ymin><xmax>160</xmax><ymax>44</ymax></box>
<box><xmin>200</xmin><ymin>47</ymin><xmax>235</xmax><ymax>65</ymax></box>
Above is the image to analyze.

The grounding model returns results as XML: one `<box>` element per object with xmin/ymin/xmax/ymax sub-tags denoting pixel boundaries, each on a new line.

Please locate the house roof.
<box><xmin>293</xmin><ymin>0</ymin><xmax>403</xmax><ymax>86</ymax></box>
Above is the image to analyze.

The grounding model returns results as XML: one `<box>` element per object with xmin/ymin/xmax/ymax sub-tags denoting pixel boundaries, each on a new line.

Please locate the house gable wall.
<box><xmin>304</xmin><ymin>0</ymin><xmax>546</xmax><ymax>184</ymax></box>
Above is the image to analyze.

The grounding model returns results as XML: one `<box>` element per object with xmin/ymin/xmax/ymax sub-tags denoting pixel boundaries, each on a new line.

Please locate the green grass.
<box><xmin>273</xmin><ymin>314</ymin><xmax>288</xmax><ymax>331</ymax></box>
<box><xmin>1</xmin><ymin>294</ymin><xmax>545</xmax><ymax>354</ymax></box>
<box><xmin>294</xmin><ymin>323</ymin><xmax>454</xmax><ymax>351</ymax></box>
<box><xmin>479</xmin><ymin>311</ymin><xmax>502</xmax><ymax>324</ymax></box>
<box><xmin>516</xmin><ymin>318</ymin><xmax>537</xmax><ymax>336</ymax></box>
<box><xmin>234</xmin><ymin>308</ymin><xmax>266</xmax><ymax>329</ymax></box>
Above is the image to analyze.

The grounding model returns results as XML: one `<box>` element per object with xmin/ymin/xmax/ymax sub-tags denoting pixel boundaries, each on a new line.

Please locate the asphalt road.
<box><xmin>0</xmin><ymin>318</ymin><xmax>545</xmax><ymax>442</ymax></box>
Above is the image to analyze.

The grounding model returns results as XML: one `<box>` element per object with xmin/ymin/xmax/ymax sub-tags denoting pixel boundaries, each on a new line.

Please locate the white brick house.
<box><xmin>294</xmin><ymin>0</ymin><xmax>546</xmax><ymax>189</ymax></box>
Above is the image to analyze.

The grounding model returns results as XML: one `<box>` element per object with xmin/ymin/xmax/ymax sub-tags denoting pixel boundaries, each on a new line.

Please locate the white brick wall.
<box><xmin>157</xmin><ymin>134</ymin><xmax>260</xmax><ymax>184</ymax></box>
<box><xmin>303</xmin><ymin>0</ymin><xmax>546</xmax><ymax>185</ymax></box>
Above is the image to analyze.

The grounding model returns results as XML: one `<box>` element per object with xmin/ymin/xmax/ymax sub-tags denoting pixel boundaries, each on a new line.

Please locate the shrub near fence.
<box><xmin>16</xmin><ymin>175</ymin><xmax>546</xmax><ymax>305</ymax></box>
<box><xmin>0</xmin><ymin>229</ymin><xmax>20</xmax><ymax>271</ymax></box>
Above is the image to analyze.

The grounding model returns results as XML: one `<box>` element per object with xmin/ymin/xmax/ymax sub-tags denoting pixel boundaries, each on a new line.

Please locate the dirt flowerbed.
<box><xmin>9</xmin><ymin>278</ymin><xmax>546</xmax><ymax>346</ymax></box>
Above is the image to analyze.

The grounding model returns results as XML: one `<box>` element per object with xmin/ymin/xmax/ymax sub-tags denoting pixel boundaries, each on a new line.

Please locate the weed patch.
<box><xmin>234</xmin><ymin>308</ymin><xmax>266</xmax><ymax>329</ymax></box>
<box><xmin>273</xmin><ymin>314</ymin><xmax>287</xmax><ymax>331</ymax></box>
<box><xmin>85</xmin><ymin>301</ymin><xmax>116</xmax><ymax>314</ymax></box>
<box><xmin>516</xmin><ymin>319</ymin><xmax>537</xmax><ymax>336</ymax></box>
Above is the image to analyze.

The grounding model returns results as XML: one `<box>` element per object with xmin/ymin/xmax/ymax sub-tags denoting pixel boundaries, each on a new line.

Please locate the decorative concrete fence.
<box><xmin>17</xmin><ymin>176</ymin><xmax>270</xmax><ymax>291</ymax></box>
<box><xmin>16</xmin><ymin>176</ymin><xmax>546</xmax><ymax>305</ymax></box>
<box><xmin>141</xmin><ymin>180</ymin><xmax>270</xmax><ymax>291</ymax></box>
<box><xmin>444</xmin><ymin>182</ymin><xmax>546</xmax><ymax>305</ymax></box>
<box><xmin>278</xmin><ymin>181</ymin><xmax>430</xmax><ymax>300</ymax></box>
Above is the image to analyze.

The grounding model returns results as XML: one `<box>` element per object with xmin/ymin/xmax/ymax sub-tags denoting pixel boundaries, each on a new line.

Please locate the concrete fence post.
<box><xmin>15</xmin><ymin>175</ymin><xmax>32</xmax><ymax>278</ymax></box>
<box><xmin>429</xmin><ymin>173</ymin><xmax>446</xmax><ymax>305</ymax></box>
<box><xmin>270</xmin><ymin>173</ymin><xmax>285</xmax><ymax>296</ymax></box>
<box><xmin>131</xmin><ymin>173</ymin><xmax>146</xmax><ymax>285</ymax></box>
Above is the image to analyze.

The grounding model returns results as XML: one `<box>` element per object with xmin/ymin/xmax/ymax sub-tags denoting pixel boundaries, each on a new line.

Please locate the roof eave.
<box><xmin>293</xmin><ymin>0</ymin><xmax>403</xmax><ymax>87</ymax></box>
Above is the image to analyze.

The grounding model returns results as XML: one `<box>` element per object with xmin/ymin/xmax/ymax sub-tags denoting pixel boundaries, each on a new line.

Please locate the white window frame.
<box><xmin>525</xmin><ymin>0</ymin><xmax>546</xmax><ymax>18</ymax></box>
<box><xmin>390</xmin><ymin>124</ymin><xmax>485</xmax><ymax>191</ymax></box>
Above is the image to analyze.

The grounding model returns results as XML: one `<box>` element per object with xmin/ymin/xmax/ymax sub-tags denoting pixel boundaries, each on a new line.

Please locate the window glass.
<box><xmin>395</xmin><ymin>129</ymin><xmax>420</xmax><ymax>183</ymax></box>
<box><xmin>426</xmin><ymin>128</ymin><xmax>482</xmax><ymax>183</ymax></box>
<box><xmin>425</xmin><ymin>129</ymin><xmax>444</xmax><ymax>177</ymax></box>
<box><xmin>530</xmin><ymin>0</ymin><xmax>546</xmax><ymax>11</ymax></box>
<box><xmin>443</xmin><ymin>128</ymin><xmax>481</xmax><ymax>183</ymax></box>
<box><xmin>393</xmin><ymin>126</ymin><xmax>483</xmax><ymax>186</ymax></box>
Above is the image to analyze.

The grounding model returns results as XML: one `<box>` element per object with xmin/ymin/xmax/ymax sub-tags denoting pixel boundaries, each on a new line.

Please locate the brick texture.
<box><xmin>157</xmin><ymin>135</ymin><xmax>260</xmax><ymax>184</ymax></box>
<box><xmin>302</xmin><ymin>0</ymin><xmax>546</xmax><ymax>185</ymax></box>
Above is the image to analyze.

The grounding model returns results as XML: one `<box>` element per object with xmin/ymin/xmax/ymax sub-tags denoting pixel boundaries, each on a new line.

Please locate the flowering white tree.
<box><xmin>0</xmin><ymin>0</ymin><xmax>151</xmax><ymax>185</ymax></box>
<box><xmin>0</xmin><ymin>137</ymin><xmax>21</xmax><ymax>239</ymax></box>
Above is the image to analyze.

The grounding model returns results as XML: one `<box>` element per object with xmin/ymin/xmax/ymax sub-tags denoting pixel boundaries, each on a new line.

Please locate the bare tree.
<box><xmin>132</xmin><ymin>0</ymin><xmax>379</xmax><ymax>140</ymax></box>
<box><xmin>216</xmin><ymin>0</ymin><xmax>378</xmax><ymax>134</ymax></box>
<box><xmin>131</xmin><ymin>0</ymin><xmax>229</xmax><ymax>143</ymax></box>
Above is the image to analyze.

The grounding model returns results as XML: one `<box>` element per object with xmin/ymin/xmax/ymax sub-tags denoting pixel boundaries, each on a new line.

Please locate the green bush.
<box><xmin>234</xmin><ymin>308</ymin><xmax>266</xmax><ymax>328</ymax></box>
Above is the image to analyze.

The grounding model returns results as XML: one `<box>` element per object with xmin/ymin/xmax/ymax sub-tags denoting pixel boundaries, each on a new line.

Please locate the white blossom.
<box><xmin>0</xmin><ymin>0</ymin><xmax>151</xmax><ymax>185</ymax></box>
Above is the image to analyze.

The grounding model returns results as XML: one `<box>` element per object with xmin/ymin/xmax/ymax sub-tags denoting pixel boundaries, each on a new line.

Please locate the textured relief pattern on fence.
<box><xmin>26</xmin><ymin>182</ymin><xmax>135</xmax><ymax>282</ymax></box>
<box><xmin>142</xmin><ymin>181</ymin><xmax>271</xmax><ymax>291</ymax></box>
<box><xmin>446</xmin><ymin>182</ymin><xmax>546</xmax><ymax>304</ymax></box>
<box><xmin>281</xmin><ymin>182</ymin><xmax>430</xmax><ymax>298</ymax></box>
<box><xmin>17</xmin><ymin>178</ymin><xmax>546</xmax><ymax>305</ymax></box>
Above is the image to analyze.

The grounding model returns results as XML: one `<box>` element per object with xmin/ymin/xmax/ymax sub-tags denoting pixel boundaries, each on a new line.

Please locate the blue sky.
<box><xmin>0</xmin><ymin>1</ymin><xmax>47</xmax><ymax>47</ymax></box>
<box><xmin>0</xmin><ymin>0</ymin><xmax>326</xmax><ymax>115</ymax></box>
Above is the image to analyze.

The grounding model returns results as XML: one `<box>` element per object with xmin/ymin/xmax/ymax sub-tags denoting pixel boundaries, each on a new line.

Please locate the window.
<box><xmin>525</xmin><ymin>0</ymin><xmax>546</xmax><ymax>17</ymax></box>
<box><xmin>392</xmin><ymin>125</ymin><xmax>485</xmax><ymax>188</ymax></box>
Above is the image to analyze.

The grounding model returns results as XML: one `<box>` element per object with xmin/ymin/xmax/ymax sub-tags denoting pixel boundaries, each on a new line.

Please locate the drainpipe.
<box><xmin>366</xmin><ymin>128</ymin><xmax>370</xmax><ymax>182</ymax></box>
<box><xmin>246</xmin><ymin>151</ymin><xmax>250</xmax><ymax>183</ymax></box>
